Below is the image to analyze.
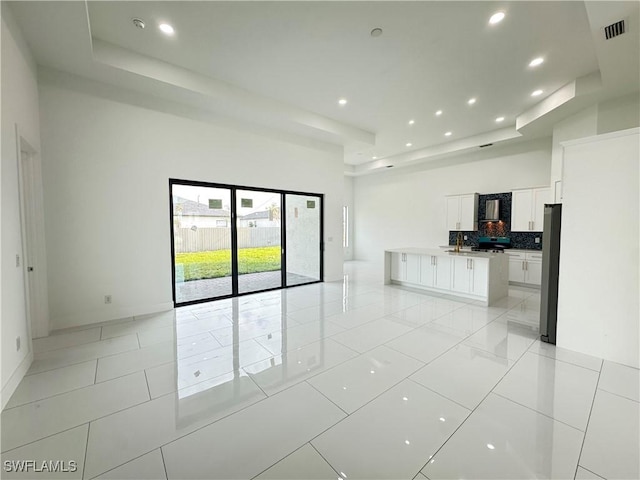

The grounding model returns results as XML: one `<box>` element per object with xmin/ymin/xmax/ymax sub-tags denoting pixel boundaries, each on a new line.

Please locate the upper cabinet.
<box><xmin>446</xmin><ymin>193</ymin><xmax>478</xmax><ymax>231</ymax></box>
<box><xmin>511</xmin><ymin>187</ymin><xmax>551</xmax><ymax>232</ymax></box>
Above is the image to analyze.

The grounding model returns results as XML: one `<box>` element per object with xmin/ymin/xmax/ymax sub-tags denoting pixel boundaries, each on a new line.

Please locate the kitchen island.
<box><xmin>384</xmin><ymin>248</ymin><xmax>509</xmax><ymax>306</ymax></box>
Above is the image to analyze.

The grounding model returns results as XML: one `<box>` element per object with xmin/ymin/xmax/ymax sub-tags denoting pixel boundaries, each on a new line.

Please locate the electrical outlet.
<box><xmin>16</xmin><ymin>336</ymin><xmax>21</xmax><ymax>351</ymax></box>
<box><xmin>104</xmin><ymin>295</ymin><xmax>112</xmax><ymax>304</ymax></box>
<box><xmin>463</xmin><ymin>235</ymin><xmax>468</xmax><ymax>240</ymax></box>
<box><xmin>535</xmin><ymin>237</ymin><xmax>541</xmax><ymax>244</ymax></box>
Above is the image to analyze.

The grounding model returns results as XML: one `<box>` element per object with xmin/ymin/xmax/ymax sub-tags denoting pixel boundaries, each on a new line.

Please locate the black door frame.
<box><xmin>169</xmin><ymin>178</ymin><xmax>324</xmax><ymax>307</ymax></box>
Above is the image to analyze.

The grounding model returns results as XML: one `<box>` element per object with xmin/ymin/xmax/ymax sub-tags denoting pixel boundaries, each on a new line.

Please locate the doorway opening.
<box><xmin>170</xmin><ymin>179</ymin><xmax>323</xmax><ymax>306</ymax></box>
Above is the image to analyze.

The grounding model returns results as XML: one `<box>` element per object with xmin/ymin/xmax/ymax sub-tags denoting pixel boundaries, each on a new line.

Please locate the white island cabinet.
<box><xmin>384</xmin><ymin>248</ymin><xmax>508</xmax><ymax>306</ymax></box>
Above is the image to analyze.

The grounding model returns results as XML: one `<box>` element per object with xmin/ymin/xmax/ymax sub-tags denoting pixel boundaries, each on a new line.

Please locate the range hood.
<box><xmin>483</xmin><ymin>199</ymin><xmax>500</xmax><ymax>222</ymax></box>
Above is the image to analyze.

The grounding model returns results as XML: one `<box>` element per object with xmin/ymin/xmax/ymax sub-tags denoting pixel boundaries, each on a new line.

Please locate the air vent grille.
<box><xmin>479</xmin><ymin>143</ymin><xmax>493</xmax><ymax>148</ymax></box>
<box><xmin>604</xmin><ymin>20</ymin><xmax>625</xmax><ymax>40</ymax></box>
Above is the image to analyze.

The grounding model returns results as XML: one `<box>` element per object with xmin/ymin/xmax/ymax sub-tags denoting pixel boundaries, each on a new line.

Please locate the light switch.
<box><xmin>16</xmin><ymin>254</ymin><xmax>20</xmax><ymax>267</ymax></box>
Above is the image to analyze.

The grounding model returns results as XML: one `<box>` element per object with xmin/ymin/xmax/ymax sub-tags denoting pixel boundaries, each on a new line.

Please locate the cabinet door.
<box><xmin>390</xmin><ymin>253</ymin><xmax>404</xmax><ymax>281</ymax></box>
<box><xmin>458</xmin><ymin>194</ymin><xmax>478</xmax><ymax>231</ymax></box>
<box><xmin>405</xmin><ymin>254</ymin><xmax>420</xmax><ymax>284</ymax></box>
<box><xmin>508</xmin><ymin>258</ymin><xmax>525</xmax><ymax>283</ymax></box>
<box><xmin>420</xmin><ymin>255</ymin><xmax>435</xmax><ymax>287</ymax></box>
<box><xmin>470</xmin><ymin>258</ymin><xmax>489</xmax><ymax>296</ymax></box>
<box><xmin>511</xmin><ymin>189</ymin><xmax>533</xmax><ymax>231</ymax></box>
<box><xmin>451</xmin><ymin>257</ymin><xmax>470</xmax><ymax>293</ymax></box>
<box><xmin>525</xmin><ymin>260</ymin><xmax>543</xmax><ymax>286</ymax></box>
<box><xmin>434</xmin><ymin>256</ymin><xmax>452</xmax><ymax>290</ymax></box>
<box><xmin>531</xmin><ymin>187</ymin><xmax>551</xmax><ymax>231</ymax></box>
<box><xmin>446</xmin><ymin>196</ymin><xmax>461</xmax><ymax>230</ymax></box>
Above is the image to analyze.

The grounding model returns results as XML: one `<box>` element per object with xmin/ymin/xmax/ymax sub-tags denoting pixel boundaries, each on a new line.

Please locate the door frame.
<box><xmin>16</xmin><ymin>125</ymin><xmax>50</xmax><ymax>339</ymax></box>
<box><xmin>169</xmin><ymin>178</ymin><xmax>324</xmax><ymax>307</ymax></box>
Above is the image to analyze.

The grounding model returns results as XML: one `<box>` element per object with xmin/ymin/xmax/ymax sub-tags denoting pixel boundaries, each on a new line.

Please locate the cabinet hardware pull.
<box><xmin>522</xmin><ymin>261</ymin><xmax>525</xmax><ymax>270</ymax></box>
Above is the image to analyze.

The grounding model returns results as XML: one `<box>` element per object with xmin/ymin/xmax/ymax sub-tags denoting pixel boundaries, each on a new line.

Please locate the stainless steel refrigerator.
<box><xmin>540</xmin><ymin>204</ymin><xmax>562</xmax><ymax>344</ymax></box>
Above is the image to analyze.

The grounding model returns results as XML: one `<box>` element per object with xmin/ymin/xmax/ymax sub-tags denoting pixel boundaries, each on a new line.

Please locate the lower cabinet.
<box><xmin>419</xmin><ymin>255</ymin><xmax>452</xmax><ymax>290</ymax></box>
<box><xmin>506</xmin><ymin>251</ymin><xmax>542</xmax><ymax>286</ymax></box>
<box><xmin>390</xmin><ymin>252</ymin><xmax>420</xmax><ymax>283</ymax></box>
<box><xmin>451</xmin><ymin>256</ymin><xmax>488</xmax><ymax>296</ymax></box>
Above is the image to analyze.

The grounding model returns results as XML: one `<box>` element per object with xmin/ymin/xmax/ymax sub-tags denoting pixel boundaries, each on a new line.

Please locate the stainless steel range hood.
<box><xmin>484</xmin><ymin>199</ymin><xmax>500</xmax><ymax>221</ymax></box>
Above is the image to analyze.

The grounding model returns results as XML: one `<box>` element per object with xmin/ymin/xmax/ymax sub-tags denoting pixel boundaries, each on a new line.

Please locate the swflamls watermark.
<box><xmin>3</xmin><ymin>460</ymin><xmax>78</xmax><ymax>473</ymax></box>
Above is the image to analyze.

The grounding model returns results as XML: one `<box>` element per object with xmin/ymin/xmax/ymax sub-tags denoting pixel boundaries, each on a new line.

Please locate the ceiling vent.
<box><xmin>479</xmin><ymin>143</ymin><xmax>493</xmax><ymax>148</ymax></box>
<box><xmin>604</xmin><ymin>20</ymin><xmax>625</xmax><ymax>40</ymax></box>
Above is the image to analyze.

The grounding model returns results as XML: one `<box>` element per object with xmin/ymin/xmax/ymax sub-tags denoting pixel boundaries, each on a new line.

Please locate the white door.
<box><xmin>451</xmin><ymin>257</ymin><xmax>470</xmax><ymax>293</ymax></box>
<box><xmin>419</xmin><ymin>255</ymin><xmax>435</xmax><ymax>287</ymax></box>
<box><xmin>470</xmin><ymin>258</ymin><xmax>489</xmax><ymax>296</ymax></box>
<box><xmin>405</xmin><ymin>254</ymin><xmax>420</xmax><ymax>284</ymax></box>
<box><xmin>508</xmin><ymin>258</ymin><xmax>525</xmax><ymax>283</ymax></box>
<box><xmin>525</xmin><ymin>261</ymin><xmax>543</xmax><ymax>286</ymax></box>
<box><xmin>434</xmin><ymin>256</ymin><xmax>452</xmax><ymax>290</ymax></box>
<box><xmin>458</xmin><ymin>194</ymin><xmax>476</xmax><ymax>231</ymax></box>
<box><xmin>532</xmin><ymin>187</ymin><xmax>551</xmax><ymax>231</ymax></box>
<box><xmin>511</xmin><ymin>190</ymin><xmax>533</xmax><ymax>231</ymax></box>
<box><xmin>390</xmin><ymin>253</ymin><xmax>404</xmax><ymax>281</ymax></box>
<box><xmin>446</xmin><ymin>196</ymin><xmax>460</xmax><ymax>230</ymax></box>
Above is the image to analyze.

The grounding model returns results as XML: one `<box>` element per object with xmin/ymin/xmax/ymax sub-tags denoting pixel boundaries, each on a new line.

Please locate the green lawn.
<box><xmin>176</xmin><ymin>247</ymin><xmax>281</xmax><ymax>281</ymax></box>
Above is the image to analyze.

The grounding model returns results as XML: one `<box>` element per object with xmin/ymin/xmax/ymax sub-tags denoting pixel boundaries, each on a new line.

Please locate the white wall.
<box><xmin>550</xmin><ymin>106</ymin><xmax>598</xmax><ymax>201</ymax></box>
<box><xmin>343</xmin><ymin>176</ymin><xmax>354</xmax><ymax>260</ymax></box>
<box><xmin>557</xmin><ymin>129</ymin><xmax>639</xmax><ymax>368</ymax></box>
<box><xmin>550</xmin><ymin>94</ymin><xmax>640</xmax><ymax>202</ymax></box>
<box><xmin>353</xmin><ymin>138</ymin><xmax>552</xmax><ymax>266</ymax></box>
<box><xmin>39</xmin><ymin>81</ymin><xmax>344</xmax><ymax>330</ymax></box>
<box><xmin>1</xmin><ymin>4</ymin><xmax>43</xmax><ymax>408</ymax></box>
<box><xmin>597</xmin><ymin>93</ymin><xmax>640</xmax><ymax>135</ymax></box>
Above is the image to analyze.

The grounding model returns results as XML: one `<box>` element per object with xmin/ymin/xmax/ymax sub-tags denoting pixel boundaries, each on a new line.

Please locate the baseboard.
<box><xmin>51</xmin><ymin>301</ymin><xmax>175</xmax><ymax>331</ymax></box>
<box><xmin>1</xmin><ymin>350</ymin><xmax>33</xmax><ymax>411</ymax></box>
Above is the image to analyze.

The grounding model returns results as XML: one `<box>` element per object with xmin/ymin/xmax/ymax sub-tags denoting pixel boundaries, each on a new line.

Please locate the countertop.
<box><xmin>439</xmin><ymin>245</ymin><xmax>542</xmax><ymax>253</ymax></box>
<box><xmin>386</xmin><ymin>247</ymin><xmax>503</xmax><ymax>259</ymax></box>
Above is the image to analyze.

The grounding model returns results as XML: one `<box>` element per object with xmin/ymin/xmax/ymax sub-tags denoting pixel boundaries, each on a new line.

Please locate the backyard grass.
<box><xmin>176</xmin><ymin>246</ymin><xmax>281</xmax><ymax>281</ymax></box>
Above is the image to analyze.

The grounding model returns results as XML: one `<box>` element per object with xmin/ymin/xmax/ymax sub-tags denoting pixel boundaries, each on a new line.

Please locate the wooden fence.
<box><xmin>174</xmin><ymin>227</ymin><xmax>281</xmax><ymax>253</ymax></box>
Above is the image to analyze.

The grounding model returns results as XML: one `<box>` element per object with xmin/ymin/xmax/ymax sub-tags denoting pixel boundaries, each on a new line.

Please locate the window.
<box><xmin>342</xmin><ymin>205</ymin><xmax>349</xmax><ymax>248</ymax></box>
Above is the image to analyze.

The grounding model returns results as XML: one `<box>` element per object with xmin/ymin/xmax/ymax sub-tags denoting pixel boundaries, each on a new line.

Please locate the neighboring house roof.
<box><xmin>173</xmin><ymin>196</ymin><xmax>230</xmax><ymax>217</ymax></box>
<box><xmin>241</xmin><ymin>211</ymin><xmax>271</xmax><ymax>220</ymax></box>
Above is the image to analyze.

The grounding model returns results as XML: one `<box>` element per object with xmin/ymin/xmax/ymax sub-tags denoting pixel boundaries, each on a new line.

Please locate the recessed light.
<box><xmin>531</xmin><ymin>89</ymin><xmax>543</xmax><ymax>97</ymax></box>
<box><xmin>370</xmin><ymin>27</ymin><xmax>383</xmax><ymax>37</ymax></box>
<box><xmin>468</xmin><ymin>98</ymin><xmax>476</xmax><ymax>105</ymax></box>
<box><xmin>444</xmin><ymin>131</ymin><xmax>452</xmax><ymax>137</ymax></box>
<box><xmin>158</xmin><ymin>23</ymin><xmax>175</xmax><ymax>35</ymax></box>
<box><xmin>487</xmin><ymin>443</ymin><xmax>496</xmax><ymax>450</ymax></box>
<box><xmin>495</xmin><ymin>116</ymin><xmax>505</xmax><ymax>123</ymax></box>
<box><xmin>489</xmin><ymin>12</ymin><xmax>505</xmax><ymax>25</ymax></box>
<box><xmin>406</xmin><ymin>142</ymin><xmax>412</xmax><ymax>147</ymax></box>
<box><xmin>408</xmin><ymin>119</ymin><xmax>415</xmax><ymax>125</ymax></box>
<box><xmin>338</xmin><ymin>98</ymin><xmax>348</xmax><ymax>106</ymax></box>
<box><xmin>529</xmin><ymin>57</ymin><xmax>544</xmax><ymax>67</ymax></box>
<box><xmin>372</xmin><ymin>156</ymin><xmax>378</xmax><ymax>160</ymax></box>
<box><xmin>405</xmin><ymin>440</ymin><xmax>411</xmax><ymax>445</ymax></box>
<box><xmin>435</xmin><ymin>110</ymin><xmax>443</xmax><ymax>116</ymax></box>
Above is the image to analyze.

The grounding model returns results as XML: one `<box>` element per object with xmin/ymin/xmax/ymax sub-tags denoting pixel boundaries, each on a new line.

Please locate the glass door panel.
<box><xmin>236</xmin><ymin>189</ymin><xmax>282</xmax><ymax>294</ymax></box>
<box><xmin>172</xmin><ymin>184</ymin><xmax>232</xmax><ymax>303</ymax></box>
<box><xmin>285</xmin><ymin>194</ymin><xmax>321</xmax><ymax>286</ymax></box>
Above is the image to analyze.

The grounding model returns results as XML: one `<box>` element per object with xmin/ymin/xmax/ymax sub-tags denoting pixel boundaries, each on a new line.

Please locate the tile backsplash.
<box><xmin>448</xmin><ymin>192</ymin><xmax>543</xmax><ymax>250</ymax></box>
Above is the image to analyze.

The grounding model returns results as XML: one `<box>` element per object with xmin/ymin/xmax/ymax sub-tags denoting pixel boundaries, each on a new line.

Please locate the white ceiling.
<box><xmin>8</xmin><ymin>1</ymin><xmax>640</xmax><ymax>174</ymax></box>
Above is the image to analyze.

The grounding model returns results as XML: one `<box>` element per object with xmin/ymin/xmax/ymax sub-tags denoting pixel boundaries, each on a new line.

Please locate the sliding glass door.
<box><xmin>236</xmin><ymin>189</ymin><xmax>282</xmax><ymax>294</ymax></box>
<box><xmin>170</xmin><ymin>180</ymin><xmax>322</xmax><ymax>306</ymax></box>
<box><xmin>285</xmin><ymin>194</ymin><xmax>322</xmax><ymax>285</ymax></box>
<box><xmin>172</xmin><ymin>184</ymin><xmax>233</xmax><ymax>304</ymax></box>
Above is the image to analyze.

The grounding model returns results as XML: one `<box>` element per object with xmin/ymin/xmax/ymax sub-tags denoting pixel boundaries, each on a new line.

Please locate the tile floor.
<box><xmin>1</xmin><ymin>261</ymin><xmax>638</xmax><ymax>479</ymax></box>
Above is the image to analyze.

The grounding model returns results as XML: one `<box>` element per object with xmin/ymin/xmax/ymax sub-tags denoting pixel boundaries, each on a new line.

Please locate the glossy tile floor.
<box><xmin>2</xmin><ymin>261</ymin><xmax>638</xmax><ymax>479</ymax></box>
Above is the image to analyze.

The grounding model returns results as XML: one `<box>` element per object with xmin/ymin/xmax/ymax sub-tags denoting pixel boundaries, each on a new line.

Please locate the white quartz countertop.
<box><xmin>386</xmin><ymin>247</ymin><xmax>502</xmax><ymax>259</ymax></box>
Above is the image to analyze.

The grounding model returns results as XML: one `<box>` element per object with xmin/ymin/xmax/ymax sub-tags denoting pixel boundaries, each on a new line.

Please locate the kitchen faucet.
<box><xmin>455</xmin><ymin>232</ymin><xmax>463</xmax><ymax>253</ymax></box>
